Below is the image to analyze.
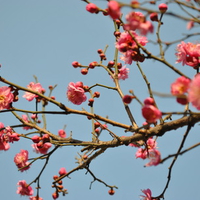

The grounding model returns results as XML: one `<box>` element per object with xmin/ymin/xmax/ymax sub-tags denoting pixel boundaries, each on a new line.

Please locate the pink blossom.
<box><xmin>23</xmin><ymin>82</ymin><xmax>45</xmax><ymax>101</ymax></box>
<box><xmin>116</xmin><ymin>31</ymin><xmax>148</xmax><ymax>64</ymax></box>
<box><xmin>107</xmin><ymin>1</ymin><xmax>121</xmax><ymax>19</ymax></box>
<box><xmin>123</xmin><ymin>12</ymin><xmax>154</xmax><ymax>35</ymax></box>
<box><xmin>59</xmin><ymin>167</ymin><xmax>67</xmax><ymax>176</ymax></box>
<box><xmin>136</xmin><ymin>148</ymin><xmax>147</xmax><ymax>159</ymax></box>
<box><xmin>188</xmin><ymin>74</ymin><xmax>200</xmax><ymax>110</ymax></box>
<box><xmin>17</xmin><ymin>180</ymin><xmax>34</xmax><ymax>196</ymax></box>
<box><xmin>140</xmin><ymin>189</ymin><xmax>154</xmax><ymax>200</ymax></box>
<box><xmin>58</xmin><ymin>129</ymin><xmax>66</xmax><ymax>138</ymax></box>
<box><xmin>86</xmin><ymin>3</ymin><xmax>98</xmax><ymax>14</ymax></box>
<box><xmin>0</xmin><ymin>86</ymin><xmax>14</xmax><ymax>110</ymax></box>
<box><xmin>175</xmin><ymin>41</ymin><xmax>200</xmax><ymax>68</ymax></box>
<box><xmin>145</xmin><ymin>148</ymin><xmax>161</xmax><ymax>166</ymax></box>
<box><xmin>32</xmin><ymin>142</ymin><xmax>52</xmax><ymax>154</ymax></box>
<box><xmin>187</xmin><ymin>21</ymin><xmax>194</xmax><ymax>30</ymax></box>
<box><xmin>142</xmin><ymin>105</ymin><xmax>162</xmax><ymax>123</ymax></box>
<box><xmin>14</xmin><ymin>150</ymin><xmax>30</xmax><ymax>172</ymax></box>
<box><xmin>158</xmin><ymin>3</ymin><xmax>168</xmax><ymax>13</ymax></box>
<box><xmin>29</xmin><ymin>196</ymin><xmax>43</xmax><ymax>200</ymax></box>
<box><xmin>171</xmin><ymin>76</ymin><xmax>190</xmax><ymax>96</ymax></box>
<box><xmin>67</xmin><ymin>82</ymin><xmax>87</xmax><ymax>105</ymax></box>
<box><xmin>118</xmin><ymin>66</ymin><xmax>129</xmax><ymax>80</ymax></box>
<box><xmin>147</xmin><ymin>138</ymin><xmax>157</xmax><ymax>149</ymax></box>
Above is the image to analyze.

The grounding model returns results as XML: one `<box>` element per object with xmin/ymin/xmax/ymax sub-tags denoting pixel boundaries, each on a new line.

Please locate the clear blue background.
<box><xmin>0</xmin><ymin>0</ymin><xmax>200</xmax><ymax>200</ymax></box>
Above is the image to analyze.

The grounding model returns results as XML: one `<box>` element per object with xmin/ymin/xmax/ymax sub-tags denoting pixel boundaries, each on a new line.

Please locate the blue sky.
<box><xmin>0</xmin><ymin>1</ymin><xmax>200</xmax><ymax>200</ymax></box>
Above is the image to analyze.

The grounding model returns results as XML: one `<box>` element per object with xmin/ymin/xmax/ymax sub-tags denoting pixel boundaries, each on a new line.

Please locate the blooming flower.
<box><xmin>175</xmin><ymin>41</ymin><xmax>200</xmax><ymax>68</ymax></box>
<box><xmin>145</xmin><ymin>148</ymin><xmax>161</xmax><ymax>167</ymax></box>
<box><xmin>107</xmin><ymin>1</ymin><xmax>121</xmax><ymax>19</ymax></box>
<box><xmin>0</xmin><ymin>86</ymin><xmax>14</xmax><ymax>110</ymax></box>
<box><xmin>123</xmin><ymin>12</ymin><xmax>154</xmax><ymax>35</ymax></box>
<box><xmin>67</xmin><ymin>82</ymin><xmax>87</xmax><ymax>105</ymax></box>
<box><xmin>23</xmin><ymin>82</ymin><xmax>45</xmax><ymax>101</ymax></box>
<box><xmin>188</xmin><ymin>74</ymin><xmax>200</xmax><ymax>110</ymax></box>
<box><xmin>116</xmin><ymin>31</ymin><xmax>148</xmax><ymax>64</ymax></box>
<box><xmin>140</xmin><ymin>188</ymin><xmax>154</xmax><ymax>200</ymax></box>
<box><xmin>58</xmin><ymin>129</ymin><xmax>66</xmax><ymax>138</ymax></box>
<box><xmin>17</xmin><ymin>180</ymin><xmax>34</xmax><ymax>196</ymax></box>
<box><xmin>136</xmin><ymin>148</ymin><xmax>147</xmax><ymax>159</ymax></box>
<box><xmin>14</xmin><ymin>150</ymin><xmax>30</xmax><ymax>172</ymax></box>
<box><xmin>32</xmin><ymin>142</ymin><xmax>52</xmax><ymax>154</ymax></box>
<box><xmin>171</xmin><ymin>76</ymin><xmax>190</xmax><ymax>96</ymax></box>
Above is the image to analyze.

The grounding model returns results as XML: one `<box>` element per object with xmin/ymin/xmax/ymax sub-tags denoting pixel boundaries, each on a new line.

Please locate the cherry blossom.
<box><xmin>17</xmin><ymin>180</ymin><xmax>34</xmax><ymax>196</ymax></box>
<box><xmin>175</xmin><ymin>41</ymin><xmax>200</xmax><ymax>68</ymax></box>
<box><xmin>123</xmin><ymin>12</ymin><xmax>154</xmax><ymax>35</ymax></box>
<box><xmin>0</xmin><ymin>86</ymin><xmax>14</xmax><ymax>110</ymax></box>
<box><xmin>188</xmin><ymin>74</ymin><xmax>200</xmax><ymax>110</ymax></box>
<box><xmin>140</xmin><ymin>188</ymin><xmax>155</xmax><ymax>200</ymax></box>
<box><xmin>107</xmin><ymin>1</ymin><xmax>121</xmax><ymax>19</ymax></box>
<box><xmin>14</xmin><ymin>149</ymin><xmax>30</xmax><ymax>172</ymax></box>
<box><xmin>67</xmin><ymin>82</ymin><xmax>87</xmax><ymax>105</ymax></box>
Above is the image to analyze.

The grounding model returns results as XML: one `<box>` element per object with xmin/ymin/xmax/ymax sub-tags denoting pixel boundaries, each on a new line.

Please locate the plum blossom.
<box><xmin>17</xmin><ymin>180</ymin><xmax>34</xmax><ymax>196</ymax></box>
<box><xmin>29</xmin><ymin>196</ymin><xmax>43</xmax><ymax>200</ymax></box>
<box><xmin>58</xmin><ymin>129</ymin><xmax>66</xmax><ymax>138</ymax></box>
<box><xmin>136</xmin><ymin>148</ymin><xmax>147</xmax><ymax>159</ymax></box>
<box><xmin>142</xmin><ymin>98</ymin><xmax>162</xmax><ymax>123</ymax></box>
<box><xmin>116</xmin><ymin>31</ymin><xmax>148</xmax><ymax>64</ymax></box>
<box><xmin>14</xmin><ymin>150</ymin><xmax>30</xmax><ymax>172</ymax></box>
<box><xmin>86</xmin><ymin>3</ymin><xmax>98</xmax><ymax>14</ymax></box>
<box><xmin>123</xmin><ymin>12</ymin><xmax>154</xmax><ymax>35</ymax></box>
<box><xmin>0</xmin><ymin>86</ymin><xmax>14</xmax><ymax>110</ymax></box>
<box><xmin>32</xmin><ymin>142</ymin><xmax>52</xmax><ymax>154</ymax></box>
<box><xmin>107</xmin><ymin>1</ymin><xmax>121</xmax><ymax>19</ymax></box>
<box><xmin>140</xmin><ymin>189</ymin><xmax>155</xmax><ymax>200</ymax></box>
<box><xmin>175</xmin><ymin>41</ymin><xmax>200</xmax><ymax>68</ymax></box>
<box><xmin>188</xmin><ymin>74</ymin><xmax>200</xmax><ymax>110</ymax></box>
<box><xmin>145</xmin><ymin>148</ymin><xmax>161</xmax><ymax>166</ymax></box>
<box><xmin>171</xmin><ymin>76</ymin><xmax>190</xmax><ymax>96</ymax></box>
<box><xmin>67</xmin><ymin>82</ymin><xmax>87</xmax><ymax>105</ymax></box>
<box><xmin>0</xmin><ymin>123</ymin><xmax>20</xmax><ymax>151</ymax></box>
<box><xmin>112</xmin><ymin>65</ymin><xmax>129</xmax><ymax>80</ymax></box>
<box><xmin>23</xmin><ymin>82</ymin><xmax>45</xmax><ymax>101</ymax></box>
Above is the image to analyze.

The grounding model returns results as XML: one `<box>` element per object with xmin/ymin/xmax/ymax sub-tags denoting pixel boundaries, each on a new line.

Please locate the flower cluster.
<box><xmin>171</xmin><ymin>74</ymin><xmax>200</xmax><ymax>109</ymax></box>
<box><xmin>0</xmin><ymin>86</ymin><xmax>14</xmax><ymax>110</ymax></box>
<box><xmin>67</xmin><ymin>82</ymin><xmax>87</xmax><ymax>105</ymax></box>
<box><xmin>123</xmin><ymin>12</ymin><xmax>153</xmax><ymax>36</ymax></box>
<box><xmin>142</xmin><ymin>97</ymin><xmax>162</xmax><ymax>123</ymax></box>
<box><xmin>0</xmin><ymin>122</ymin><xmax>20</xmax><ymax>151</ymax></box>
<box><xmin>175</xmin><ymin>41</ymin><xmax>200</xmax><ymax>68</ymax></box>
<box><xmin>17</xmin><ymin>180</ymin><xmax>34</xmax><ymax>196</ymax></box>
<box><xmin>23</xmin><ymin>82</ymin><xmax>45</xmax><ymax>101</ymax></box>
<box><xmin>31</xmin><ymin>134</ymin><xmax>52</xmax><ymax>154</ymax></box>
<box><xmin>115</xmin><ymin>31</ymin><xmax>148</xmax><ymax>64</ymax></box>
<box><xmin>135</xmin><ymin>137</ymin><xmax>161</xmax><ymax>167</ymax></box>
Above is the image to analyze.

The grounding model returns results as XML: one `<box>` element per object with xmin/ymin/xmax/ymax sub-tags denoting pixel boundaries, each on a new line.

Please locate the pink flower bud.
<box><xmin>59</xmin><ymin>167</ymin><xmax>67</xmax><ymax>176</ymax></box>
<box><xmin>32</xmin><ymin>135</ymin><xmax>40</xmax><ymax>143</ymax></box>
<box><xmin>158</xmin><ymin>3</ymin><xmax>168</xmax><ymax>13</ymax></box>
<box><xmin>150</xmin><ymin>12</ymin><xmax>159</xmax><ymax>22</ymax></box>
<box><xmin>58</xmin><ymin>129</ymin><xmax>66</xmax><ymax>138</ymax></box>
<box><xmin>72</xmin><ymin>61</ymin><xmax>80</xmax><ymax>68</ymax></box>
<box><xmin>123</xmin><ymin>95</ymin><xmax>134</xmax><ymax>104</ymax></box>
<box><xmin>86</xmin><ymin>3</ymin><xmax>99</xmax><ymax>14</ymax></box>
<box><xmin>81</xmin><ymin>68</ymin><xmax>88</xmax><ymax>75</ymax></box>
<box><xmin>144</xmin><ymin>97</ymin><xmax>154</xmax><ymax>105</ymax></box>
<box><xmin>107</xmin><ymin>1</ymin><xmax>121</xmax><ymax>19</ymax></box>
